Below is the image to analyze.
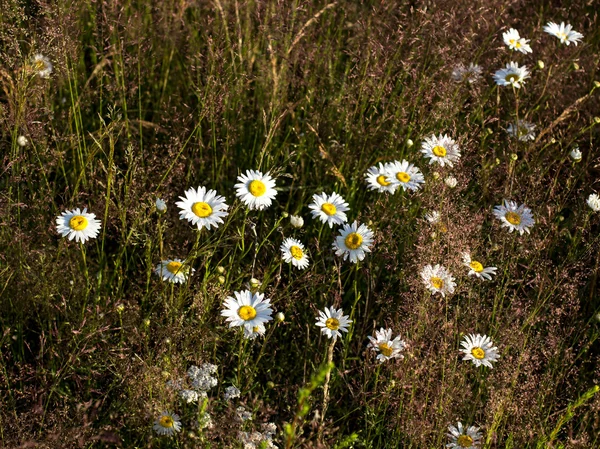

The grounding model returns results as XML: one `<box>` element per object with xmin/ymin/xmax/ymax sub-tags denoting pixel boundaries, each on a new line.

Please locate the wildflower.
<box><xmin>421</xmin><ymin>134</ymin><xmax>461</xmax><ymax>167</ymax></box>
<box><xmin>493</xmin><ymin>62</ymin><xmax>530</xmax><ymax>88</ymax></box>
<box><xmin>507</xmin><ymin>120</ymin><xmax>536</xmax><ymax>141</ymax></box>
<box><xmin>179</xmin><ymin>389</ymin><xmax>200</xmax><ymax>403</ymax></box>
<box><xmin>153</xmin><ymin>411</ymin><xmax>182</xmax><ymax>436</ymax></box>
<box><xmin>420</xmin><ymin>264</ymin><xmax>456</xmax><ymax>297</ymax></box>
<box><xmin>176</xmin><ymin>186</ymin><xmax>229</xmax><ymax>230</ymax></box>
<box><xmin>154</xmin><ymin>259</ymin><xmax>195</xmax><ymax>284</ymax></box>
<box><xmin>56</xmin><ymin>208</ymin><xmax>101</xmax><ymax>244</ymax></box>
<box><xmin>364</xmin><ymin>163</ymin><xmax>398</xmax><ymax>194</ymax></box>
<box><xmin>275</xmin><ymin>312</ymin><xmax>285</xmax><ymax>322</ymax></box>
<box><xmin>280</xmin><ymin>237</ymin><xmax>310</xmax><ymax>269</ymax></box>
<box><xmin>31</xmin><ymin>54</ymin><xmax>52</xmax><ymax>78</ymax></box>
<box><xmin>460</xmin><ymin>333</ymin><xmax>500</xmax><ymax>368</ymax></box>
<box><xmin>249</xmin><ymin>278</ymin><xmax>261</xmax><ymax>288</ymax></box>
<box><xmin>155</xmin><ymin>198</ymin><xmax>167</xmax><ymax>212</ymax></box>
<box><xmin>198</xmin><ymin>412</ymin><xmax>214</xmax><ymax>430</ymax></box>
<box><xmin>451</xmin><ymin>63</ymin><xmax>483</xmax><ymax>84</ymax></box>
<box><xmin>406</xmin><ymin>139</ymin><xmax>414</xmax><ymax>147</ymax></box>
<box><xmin>445</xmin><ymin>176</ymin><xmax>458</xmax><ymax>188</ymax></box>
<box><xmin>367</xmin><ymin>328</ymin><xmax>406</xmax><ymax>363</ymax></box>
<box><xmin>502</xmin><ymin>28</ymin><xmax>532</xmax><ymax>53</ymax></box>
<box><xmin>316</xmin><ymin>306</ymin><xmax>352</xmax><ymax>340</ymax></box>
<box><xmin>309</xmin><ymin>192</ymin><xmax>350</xmax><ymax>227</ymax></box>
<box><xmin>447</xmin><ymin>422</ymin><xmax>483</xmax><ymax>449</ymax></box>
<box><xmin>224</xmin><ymin>386</ymin><xmax>241</xmax><ymax>401</ymax></box>
<box><xmin>587</xmin><ymin>194</ymin><xmax>600</xmax><ymax>212</ymax></box>
<box><xmin>333</xmin><ymin>221</ymin><xmax>375</xmax><ymax>263</ymax></box>
<box><xmin>243</xmin><ymin>323</ymin><xmax>266</xmax><ymax>340</ymax></box>
<box><xmin>290</xmin><ymin>214</ymin><xmax>304</xmax><ymax>228</ymax></box>
<box><xmin>543</xmin><ymin>22</ymin><xmax>584</xmax><ymax>46</ymax></box>
<box><xmin>221</xmin><ymin>290</ymin><xmax>273</xmax><ymax>332</ymax></box>
<box><xmin>187</xmin><ymin>364</ymin><xmax>218</xmax><ymax>391</ymax></box>
<box><xmin>235</xmin><ymin>170</ymin><xmax>277</xmax><ymax>210</ymax></box>
<box><xmin>570</xmin><ymin>147</ymin><xmax>582</xmax><ymax>162</ymax></box>
<box><xmin>236</xmin><ymin>406</ymin><xmax>253</xmax><ymax>422</ymax></box>
<box><xmin>462</xmin><ymin>253</ymin><xmax>497</xmax><ymax>280</ymax></box>
<box><xmin>385</xmin><ymin>160</ymin><xmax>425</xmax><ymax>192</ymax></box>
<box><xmin>17</xmin><ymin>135</ymin><xmax>28</xmax><ymax>147</ymax></box>
<box><xmin>425</xmin><ymin>211</ymin><xmax>441</xmax><ymax>224</ymax></box>
<box><xmin>493</xmin><ymin>200</ymin><xmax>535</xmax><ymax>234</ymax></box>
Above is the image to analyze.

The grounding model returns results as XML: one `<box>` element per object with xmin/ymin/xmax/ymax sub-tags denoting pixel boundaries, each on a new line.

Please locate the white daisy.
<box><xmin>421</xmin><ymin>134</ymin><xmax>461</xmax><ymax>167</ymax></box>
<box><xmin>333</xmin><ymin>221</ymin><xmax>375</xmax><ymax>263</ymax></box>
<box><xmin>587</xmin><ymin>193</ymin><xmax>600</xmax><ymax>212</ymax></box>
<box><xmin>153</xmin><ymin>411</ymin><xmax>182</xmax><ymax>436</ymax></box>
<box><xmin>315</xmin><ymin>306</ymin><xmax>352</xmax><ymax>340</ymax></box>
<box><xmin>243</xmin><ymin>323</ymin><xmax>266</xmax><ymax>340</ymax></box>
<box><xmin>234</xmin><ymin>170</ymin><xmax>277</xmax><ymax>210</ymax></box>
<box><xmin>460</xmin><ymin>333</ymin><xmax>500</xmax><ymax>368</ymax></box>
<box><xmin>543</xmin><ymin>22</ymin><xmax>584</xmax><ymax>46</ymax></box>
<box><xmin>154</xmin><ymin>259</ymin><xmax>195</xmax><ymax>284</ymax></box>
<box><xmin>31</xmin><ymin>54</ymin><xmax>53</xmax><ymax>78</ymax></box>
<box><xmin>309</xmin><ymin>192</ymin><xmax>350</xmax><ymax>227</ymax></box>
<box><xmin>502</xmin><ymin>28</ymin><xmax>532</xmax><ymax>53</ymax></box>
<box><xmin>280</xmin><ymin>237</ymin><xmax>310</xmax><ymax>269</ymax></box>
<box><xmin>447</xmin><ymin>422</ymin><xmax>483</xmax><ymax>449</ymax></box>
<box><xmin>290</xmin><ymin>214</ymin><xmax>304</xmax><ymax>228</ymax></box>
<box><xmin>507</xmin><ymin>120</ymin><xmax>536</xmax><ymax>141</ymax></box>
<box><xmin>385</xmin><ymin>160</ymin><xmax>425</xmax><ymax>192</ymax></box>
<box><xmin>493</xmin><ymin>62</ymin><xmax>530</xmax><ymax>89</ymax></box>
<box><xmin>364</xmin><ymin>163</ymin><xmax>398</xmax><ymax>193</ymax></box>
<box><xmin>56</xmin><ymin>208</ymin><xmax>101</xmax><ymax>244</ymax></box>
<box><xmin>221</xmin><ymin>290</ymin><xmax>273</xmax><ymax>332</ymax></box>
<box><xmin>420</xmin><ymin>264</ymin><xmax>456</xmax><ymax>297</ymax></box>
<box><xmin>367</xmin><ymin>328</ymin><xmax>406</xmax><ymax>363</ymax></box>
<box><xmin>425</xmin><ymin>211</ymin><xmax>441</xmax><ymax>224</ymax></box>
<box><xmin>493</xmin><ymin>200</ymin><xmax>535</xmax><ymax>234</ymax></box>
<box><xmin>451</xmin><ymin>63</ymin><xmax>483</xmax><ymax>84</ymax></box>
<box><xmin>462</xmin><ymin>253</ymin><xmax>497</xmax><ymax>281</ymax></box>
<box><xmin>176</xmin><ymin>186</ymin><xmax>229</xmax><ymax>230</ymax></box>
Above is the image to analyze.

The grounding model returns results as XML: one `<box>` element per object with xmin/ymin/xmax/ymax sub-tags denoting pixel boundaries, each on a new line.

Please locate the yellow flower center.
<box><xmin>505</xmin><ymin>74</ymin><xmax>517</xmax><ymax>83</ymax></box>
<box><xmin>166</xmin><ymin>261</ymin><xmax>183</xmax><ymax>274</ymax></box>
<box><xmin>248</xmin><ymin>180</ymin><xmax>267</xmax><ymax>197</ymax></box>
<box><xmin>457</xmin><ymin>435</ymin><xmax>473</xmax><ymax>448</ymax></box>
<box><xmin>290</xmin><ymin>245</ymin><xmax>304</xmax><ymax>260</ymax></box>
<box><xmin>159</xmin><ymin>415</ymin><xmax>174</xmax><ymax>428</ymax></box>
<box><xmin>69</xmin><ymin>215</ymin><xmax>89</xmax><ymax>231</ymax></box>
<box><xmin>253</xmin><ymin>325</ymin><xmax>260</xmax><ymax>333</ymax></box>
<box><xmin>396</xmin><ymin>172</ymin><xmax>411</xmax><ymax>183</ymax></box>
<box><xmin>238</xmin><ymin>305</ymin><xmax>257</xmax><ymax>321</ymax></box>
<box><xmin>469</xmin><ymin>261</ymin><xmax>484</xmax><ymax>273</ymax></box>
<box><xmin>378</xmin><ymin>342</ymin><xmax>393</xmax><ymax>357</ymax></box>
<box><xmin>376</xmin><ymin>175</ymin><xmax>391</xmax><ymax>186</ymax></box>
<box><xmin>325</xmin><ymin>317</ymin><xmax>340</xmax><ymax>330</ymax></box>
<box><xmin>432</xmin><ymin>145</ymin><xmax>447</xmax><ymax>157</ymax></box>
<box><xmin>34</xmin><ymin>60</ymin><xmax>46</xmax><ymax>70</ymax></box>
<box><xmin>471</xmin><ymin>347</ymin><xmax>485</xmax><ymax>359</ymax></box>
<box><xmin>192</xmin><ymin>201</ymin><xmax>212</xmax><ymax>218</ymax></box>
<box><xmin>321</xmin><ymin>202</ymin><xmax>337</xmax><ymax>216</ymax></box>
<box><xmin>344</xmin><ymin>232</ymin><xmax>363</xmax><ymax>250</ymax></box>
<box><xmin>509</xmin><ymin>39</ymin><xmax>516</xmax><ymax>45</ymax></box>
<box><xmin>430</xmin><ymin>277</ymin><xmax>444</xmax><ymax>289</ymax></box>
<box><xmin>505</xmin><ymin>211</ymin><xmax>521</xmax><ymax>225</ymax></box>
<box><xmin>515</xmin><ymin>41</ymin><xmax>522</xmax><ymax>48</ymax></box>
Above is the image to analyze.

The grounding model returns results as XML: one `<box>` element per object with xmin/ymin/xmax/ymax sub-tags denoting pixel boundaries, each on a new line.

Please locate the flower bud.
<box><xmin>17</xmin><ymin>135</ymin><xmax>28</xmax><ymax>147</ymax></box>
<box><xmin>218</xmin><ymin>275</ymin><xmax>225</xmax><ymax>284</ymax></box>
<box><xmin>281</xmin><ymin>211</ymin><xmax>289</xmax><ymax>218</ymax></box>
<box><xmin>155</xmin><ymin>198</ymin><xmax>167</xmax><ymax>213</ymax></box>
<box><xmin>276</xmin><ymin>312</ymin><xmax>285</xmax><ymax>322</ymax></box>
<box><xmin>406</xmin><ymin>139</ymin><xmax>414</xmax><ymax>147</ymax></box>
<box><xmin>217</xmin><ymin>266</ymin><xmax>226</xmax><ymax>274</ymax></box>
<box><xmin>444</xmin><ymin>176</ymin><xmax>457</xmax><ymax>188</ymax></box>
<box><xmin>290</xmin><ymin>215</ymin><xmax>304</xmax><ymax>228</ymax></box>
<box><xmin>537</xmin><ymin>60</ymin><xmax>545</xmax><ymax>69</ymax></box>
<box><xmin>569</xmin><ymin>147</ymin><xmax>582</xmax><ymax>162</ymax></box>
<box><xmin>250</xmin><ymin>278</ymin><xmax>261</xmax><ymax>288</ymax></box>
<box><xmin>510</xmin><ymin>153</ymin><xmax>518</xmax><ymax>161</ymax></box>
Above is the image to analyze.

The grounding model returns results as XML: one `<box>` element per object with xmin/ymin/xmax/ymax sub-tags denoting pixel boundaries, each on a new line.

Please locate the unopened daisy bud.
<box><xmin>116</xmin><ymin>304</ymin><xmax>125</xmax><ymax>313</ymax></box>
<box><xmin>537</xmin><ymin>60</ymin><xmax>545</xmax><ymax>69</ymax></box>
<box><xmin>249</xmin><ymin>278</ymin><xmax>261</xmax><ymax>288</ymax></box>
<box><xmin>281</xmin><ymin>211</ymin><xmax>289</xmax><ymax>218</ymax></box>
<box><xmin>164</xmin><ymin>337</ymin><xmax>171</xmax><ymax>345</ymax></box>
<box><xmin>558</xmin><ymin>215</ymin><xmax>564</xmax><ymax>221</ymax></box>
<box><xmin>17</xmin><ymin>135</ymin><xmax>28</xmax><ymax>147</ymax></box>
<box><xmin>573</xmin><ymin>62</ymin><xmax>580</xmax><ymax>70</ymax></box>
<box><xmin>486</xmin><ymin>127</ymin><xmax>493</xmax><ymax>135</ymax></box>
<box><xmin>217</xmin><ymin>266</ymin><xmax>226</xmax><ymax>274</ymax></box>
<box><xmin>570</xmin><ymin>147</ymin><xmax>582</xmax><ymax>162</ymax></box>
<box><xmin>275</xmin><ymin>312</ymin><xmax>285</xmax><ymax>322</ymax></box>
<box><xmin>266</xmin><ymin>381</ymin><xmax>275</xmax><ymax>389</ymax></box>
<box><xmin>495</xmin><ymin>158</ymin><xmax>501</xmax><ymax>165</ymax></box>
<box><xmin>510</xmin><ymin>153</ymin><xmax>518</xmax><ymax>161</ymax></box>
<box><xmin>594</xmin><ymin>117</ymin><xmax>600</xmax><ymax>124</ymax></box>
<box><xmin>143</xmin><ymin>318</ymin><xmax>150</xmax><ymax>327</ymax></box>
<box><xmin>595</xmin><ymin>81</ymin><xmax>600</xmax><ymax>88</ymax></box>
<box><xmin>444</xmin><ymin>176</ymin><xmax>457</xmax><ymax>188</ymax></box>
<box><xmin>406</xmin><ymin>139</ymin><xmax>414</xmax><ymax>147</ymax></box>
<box><xmin>290</xmin><ymin>214</ymin><xmax>304</xmax><ymax>228</ymax></box>
<box><xmin>155</xmin><ymin>198</ymin><xmax>167</xmax><ymax>213</ymax></box>
<box><xmin>550</xmin><ymin>138</ymin><xmax>557</xmax><ymax>144</ymax></box>
<box><xmin>595</xmin><ymin>312</ymin><xmax>600</xmax><ymax>322</ymax></box>
<box><xmin>432</xmin><ymin>172</ymin><xmax>440</xmax><ymax>180</ymax></box>
<box><xmin>218</xmin><ymin>275</ymin><xmax>225</xmax><ymax>284</ymax></box>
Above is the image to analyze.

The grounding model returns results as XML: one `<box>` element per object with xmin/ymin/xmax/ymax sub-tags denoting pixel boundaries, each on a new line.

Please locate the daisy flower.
<box><xmin>333</xmin><ymin>221</ymin><xmax>375</xmax><ymax>263</ymax></box>
<box><xmin>364</xmin><ymin>163</ymin><xmax>398</xmax><ymax>193</ymax></box>
<box><xmin>507</xmin><ymin>120</ymin><xmax>536</xmax><ymax>141</ymax></box>
<box><xmin>421</xmin><ymin>134</ymin><xmax>461</xmax><ymax>167</ymax></box>
<box><xmin>460</xmin><ymin>333</ymin><xmax>500</xmax><ymax>368</ymax></box>
<box><xmin>385</xmin><ymin>160</ymin><xmax>425</xmax><ymax>192</ymax></box>
<box><xmin>493</xmin><ymin>200</ymin><xmax>535</xmax><ymax>234</ymax></box>
<box><xmin>502</xmin><ymin>28</ymin><xmax>532</xmax><ymax>53</ymax></box>
<box><xmin>290</xmin><ymin>214</ymin><xmax>304</xmax><ymax>228</ymax></box>
<box><xmin>31</xmin><ymin>54</ymin><xmax>53</xmax><ymax>78</ymax></box>
<box><xmin>153</xmin><ymin>411</ymin><xmax>182</xmax><ymax>436</ymax></box>
<box><xmin>451</xmin><ymin>63</ymin><xmax>483</xmax><ymax>84</ymax></box>
<box><xmin>280</xmin><ymin>237</ymin><xmax>310</xmax><ymax>269</ymax></box>
<box><xmin>155</xmin><ymin>198</ymin><xmax>167</xmax><ymax>213</ymax></box>
<box><xmin>243</xmin><ymin>323</ymin><xmax>266</xmax><ymax>340</ymax></box>
<box><xmin>420</xmin><ymin>264</ymin><xmax>456</xmax><ymax>297</ymax></box>
<box><xmin>425</xmin><ymin>211</ymin><xmax>441</xmax><ymax>224</ymax></box>
<box><xmin>315</xmin><ymin>306</ymin><xmax>352</xmax><ymax>340</ymax></box>
<box><xmin>447</xmin><ymin>422</ymin><xmax>483</xmax><ymax>449</ymax></box>
<box><xmin>587</xmin><ymin>193</ymin><xmax>600</xmax><ymax>212</ymax></box>
<box><xmin>309</xmin><ymin>192</ymin><xmax>350</xmax><ymax>227</ymax></box>
<box><xmin>234</xmin><ymin>170</ymin><xmax>277</xmax><ymax>210</ymax></box>
<box><xmin>462</xmin><ymin>253</ymin><xmax>497</xmax><ymax>280</ymax></box>
<box><xmin>221</xmin><ymin>290</ymin><xmax>273</xmax><ymax>332</ymax></box>
<box><xmin>176</xmin><ymin>186</ymin><xmax>229</xmax><ymax>230</ymax></box>
<box><xmin>154</xmin><ymin>259</ymin><xmax>195</xmax><ymax>284</ymax></box>
<box><xmin>493</xmin><ymin>62</ymin><xmax>530</xmax><ymax>89</ymax></box>
<box><xmin>56</xmin><ymin>208</ymin><xmax>101</xmax><ymax>244</ymax></box>
<box><xmin>543</xmin><ymin>22</ymin><xmax>584</xmax><ymax>46</ymax></box>
<box><xmin>367</xmin><ymin>328</ymin><xmax>406</xmax><ymax>363</ymax></box>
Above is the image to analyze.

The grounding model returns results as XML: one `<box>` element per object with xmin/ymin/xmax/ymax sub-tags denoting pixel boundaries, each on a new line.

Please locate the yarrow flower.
<box><xmin>187</xmin><ymin>363</ymin><xmax>218</xmax><ymax>391</ymax></box>
<box><xmin>309</xmin><ymin>192</ymin><xmax>350</xmax><ymax>227</ymax></box>
<box><xmin>280</xmin><ymin>237</ymin><xmax>310</xmax><ymax>269</ymax></box>
<box><xmin>31</xmin><ymin>54</ymin><xmax>53</xmax><ymax>78</ymax></box>
<box><xmin>56</xmin><ymin>208</ymin><xmax>101</xmax><ymax>244</ymax></box>
<box><xmin>333</xmin><ymin>221</ymin><xmax>375</xmax><ymax>263</ymax></box>
<box><xmin>420</xmin><ymin>264</ymin><xmax>456</xmax><ymax>297</ymax></box>
<box><xmin>587</xmin><ymin>193</ymin><xmax>600</xmax><ymax>212</ymax></box>
<box><xmin>224</xmin><ymin>386</ymin><xmax>241</xmax><ymax>401</ymax></box>
<box><xmin>176</xmin><ymin>186</ymin><xmax>229</xmax><ymax>230</ymax></box>
<box><xmin>316</xmin><ymin>306</ymin><xmax>352</xmax><ymax>340</ymax></box>
<box><xmin>155</xmin><ymin>259</ymin><xmax>195</xmax><ymax>284</ymax></box>
<box><xmin>543</xmin><ymin>22</ymin><xmax>584</xmax><ymax>46</ymax></box>
<box><xmin>493</xmin><ymin>62</ymin><xmax>530</xmax><ymax>89</ymax></box>
<box><xmin>493</xmin><ymin>200</ymin><xmax>535</xmax><ymax>234</ymax></box>
<box><xmin>507</xmin><ymin>120</ymin><xmax>536</xmax><ymax>141</ymax></box>
<box><xmin>235</xmin><ymin>170</ymin><xmax>277</xmax><ymax>210</ymax></box>
<box><xmin>447</xmin><ymin>422</ymin><xmax>483</xmax><ymax>449</ymax></box>
<box><xmin>364</xmin><ymin>163</ymin><xmax>398</xmax><ymax>193</ymax></box>
<box><xmin>221</xmin><ymin>290</ymin><xmax>273</xmax><ymax>332</ymax></box>
<box><xmin>385</xmin><ymin>160</ymin><xmax>425</xmax><ymax>192</ymax></box>
<box><xmin>179</xmin><ymin>389</ymin><xmax>200</xmax><ymax>403</ymax></box>
<box><xmin>421</xmin><ymin>134</ymin><xmax>461</xmax><ymax>167</ymax></box>
<box><xmin>460</xmin><ymin>333</ymin><xmax>500</xmax><ymax>368</ymax></box>
<box><xmin>367</xmin><ymin>328</ymin><xmax>406</xmax><ymax>363</ymax></box>
<box><xmin>451</xmin><ymin>63</ymin><xmax>483</xmax><ymax>84</ymax></box>
<box><xmin>462</xmin><ymin>253</ymin><xmax>497</xmax><ymax>280</ymax></box>
<box><xmin>153</xmin><ymin>411</ymin><xmax>182</xmax><ymax>436</ymax></box>
<box><xmin>502</xmin><ymin>28</ymin><xmax>532</xmax><ymax>53</ymax></box>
